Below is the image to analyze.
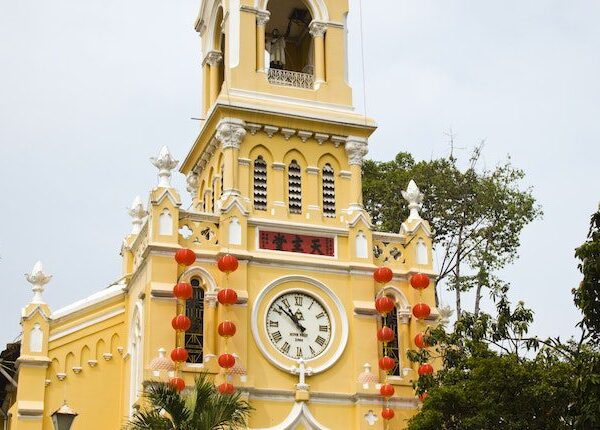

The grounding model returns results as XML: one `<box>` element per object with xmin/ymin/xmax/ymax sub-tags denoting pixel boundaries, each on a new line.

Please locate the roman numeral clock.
<box><xmin>251</xmin><ymin>276</ymin><xmax>349</xmax><ymax>378</ymax></box>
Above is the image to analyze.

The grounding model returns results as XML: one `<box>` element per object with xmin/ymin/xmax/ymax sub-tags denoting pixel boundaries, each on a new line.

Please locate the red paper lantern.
<box><xmin>171</xmin><ymin>315</ymin><xmax>192</xmax><ymax>332</ymax></box>
<box><xmin>380</xmin><ymin>383</ymin><xmax>395</xmax><ymax>398</ymax></box>
<box><xmin>418</xmin><ymin>392</ymin><xmax>429</xmax><ymax>402</ymax></box>
<box><xmin>173</xmin><ymin>283</ymin><xmax>193</xmax><ymax>300</ymax></box>
<box><xmin>218</xmin><ymin>254</ymin><xmax>239</xmax><ymax>274</ymax></box>
<box><xmin>217</xmin><ymin>288</ymin><xmax>238</xmax><ymax>305</ymax></box>
<box><xmin>379</xmin><ymin>356</ymin><xmax>396</xmax><ymax>372</ymax></box>
<box><xmin>375</xmin><ymin>296</ymin><xmax>395</xmax><ymax>315</ymax></box>
<box><xmin>170</xmin><ymin>377</ymin><xmax>186</xmax><ymax>392</ymax></box>
<box><xmin>418</xmin><ymin>363</ymin><xmax>434</xmax><ymax>376</ymax></box>
<box><xmin>218</xmin><ymin>382</ymin><xmax>235</xmax><ymax>395</ymax></box>
<box><xmin>410</xmin><ymin>273</ymin><xmax>430</xmax><ymax>290</ymax></box>
<box><xmin>414</xmin><ymin>332</ymin><xmax>430</xmax><ymax>349</ymax></box>
<box><xmin>175</xmin><ymin>249</ymin><xmax>196</xmax><ymax>266</ymax></box>
<box><xmin>381</xmin><ymin>408</ymin><xmax>395</xmax><ymax>420</ymax></box>
<box><xmin>218</xmin><ymin>321</ymin><xmax>237</xmax><ymax>338</ymax></box>
<box><xmin>171</xmin><ymin>347</ymin><xmax>188</xmax><ymax>363</ymax></box>
<box><xmin>373</xmin><ymin>266</ymin><xmax>393</xmax><ymax>284</ymax></box>
<box><xmin>412</xmin><ymin>303</ymin><xmax>431</xmax><ymax>319</ymax></box>
<box><xmin>218</xmin><ymin>353</ymin><xmax>236</xmax><ymax>369</ymax></box>
<box><xmin>377</xmin><ymin>326</ymin><xmax>395</xmax><ymax>343</ymax></box>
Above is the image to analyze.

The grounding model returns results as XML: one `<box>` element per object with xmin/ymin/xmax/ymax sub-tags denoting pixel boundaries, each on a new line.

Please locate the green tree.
<box><xmin>362</xmin><ymin>146</ymin><xmax>541</xmax><ymax>316</ymax></box>
<box><xmin>126</xmin><ymin>374</ymin><xmax>252</xmax><ymax>430</ymax></box>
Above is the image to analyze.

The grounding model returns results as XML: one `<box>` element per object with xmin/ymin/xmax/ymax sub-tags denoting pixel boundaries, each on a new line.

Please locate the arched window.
<box><xmin>185</xmin><ymin>278</ymin><xmax>205</xmax><ymax>364</ymax></box>
<box><xmin>211</xmin><ymin>178</ymin><xmax>217</xmax><ymax>212</ymax></box>
<box><xmin>253</xmin><ymin>156</ymin><xmax>267</xmax><ymax>211</ymax></box>
<box><xmin>381</xmin><ymin>303</ymin><xmax>401</xmax><ymax>376</ymax></box>
<box><xmin>288</xmin><ymin>160</ymin><xmax>302</xmax><ymax>214</ymax></box>
<box><xmin>322</xmin><ymin>163</ymin><xmax>335</xmax><ymax>217</ymax></box>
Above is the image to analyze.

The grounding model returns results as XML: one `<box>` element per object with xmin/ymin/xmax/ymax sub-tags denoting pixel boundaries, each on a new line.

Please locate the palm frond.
<box><xmin>125</xmin><ymin>409</ymin><xmax>174</xmax><ymax>430</ymax></box>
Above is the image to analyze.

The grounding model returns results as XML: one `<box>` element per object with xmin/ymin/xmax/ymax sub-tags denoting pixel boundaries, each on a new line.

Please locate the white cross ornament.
<box><xmin>291</xmin><ymin>359</ymin><xmax>313</xmax><ymax>390</ymax></box>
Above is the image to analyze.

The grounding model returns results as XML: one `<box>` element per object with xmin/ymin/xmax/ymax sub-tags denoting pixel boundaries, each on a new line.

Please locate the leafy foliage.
<box><xmin>362</xmin><ymin>147</ymin><xmax>541</xmax><ymax>316</ymax></box>
<box><xmin>126</xmin><ymin>373</ymin><xmax>252</xmax><ymax>430</ymax></box>
<box><xmin>407</xmin><ymin>207</ymin><xmax>600</xmax><ymax>430</ymax></box>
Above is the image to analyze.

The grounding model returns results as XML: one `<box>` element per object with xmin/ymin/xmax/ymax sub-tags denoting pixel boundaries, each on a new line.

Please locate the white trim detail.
<box><xmin>48</xmin><ymin>307</ymin><xmax>125</xmax><ymax>342</ymax></box>
<box><xmin>251</xmin><ymin>275</ymin><xmax>349</xmax><ymax>375</ymax></box>
<box><xmin>251</xmin><ymin>401</ymin><xmax>330</xmax><ymax>430</ymax></box>
<box><xmin>51</xmin><ymin>283</ymin><xmax>126</xmax><ymax>320</ymax></box>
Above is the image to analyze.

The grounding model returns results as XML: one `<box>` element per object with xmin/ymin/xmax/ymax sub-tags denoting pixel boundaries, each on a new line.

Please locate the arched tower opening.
<box><xmin>265</xmin><ymin>0</ymin><xmax>314</xmax><ymax>75</ymax></box>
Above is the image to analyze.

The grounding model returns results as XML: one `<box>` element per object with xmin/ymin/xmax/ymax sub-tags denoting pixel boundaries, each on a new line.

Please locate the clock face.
<box><xmin>265</xmin><ymin>292</ymin><xmax>332</xmax><ymax>360</ymax></box>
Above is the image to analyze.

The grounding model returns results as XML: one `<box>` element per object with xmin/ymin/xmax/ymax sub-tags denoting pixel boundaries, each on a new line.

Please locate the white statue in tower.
<box><xmin>267</xmin><ymin>28</ymin><xmax>287</xmax><ymax>69</ymax></box>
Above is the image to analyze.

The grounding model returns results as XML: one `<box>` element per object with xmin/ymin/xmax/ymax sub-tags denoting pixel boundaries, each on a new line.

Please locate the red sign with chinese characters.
<box><xmin>258</xmin><ymin>230</ymin><xmax>335</xmax><ymax>256</ymax></box>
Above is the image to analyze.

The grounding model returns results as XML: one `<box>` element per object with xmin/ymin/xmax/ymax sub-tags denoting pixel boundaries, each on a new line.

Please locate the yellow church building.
<box><xmin>2</xmin><ymin>0</ymin><xmax>440</xmax><ymax>428</ymax></box>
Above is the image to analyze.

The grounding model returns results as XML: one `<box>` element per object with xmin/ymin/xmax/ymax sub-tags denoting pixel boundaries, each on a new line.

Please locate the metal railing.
<box><xmin>268</xmin><ymin>68</ymin><xmax>314</xmax><ymax>89</ymax></box>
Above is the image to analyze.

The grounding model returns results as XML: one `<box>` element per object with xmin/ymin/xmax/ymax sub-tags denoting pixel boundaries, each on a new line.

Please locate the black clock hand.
<box><xmin>278</xmin><ymin>305</ymin><xmax>306</xmax><ymax>332</ymax></box>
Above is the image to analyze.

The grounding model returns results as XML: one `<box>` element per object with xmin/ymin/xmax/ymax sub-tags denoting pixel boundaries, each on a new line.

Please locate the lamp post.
<box><xmin>51</xmin><ymin>403</ymin><xmax>77</xmax><ymax>430</ymax></box>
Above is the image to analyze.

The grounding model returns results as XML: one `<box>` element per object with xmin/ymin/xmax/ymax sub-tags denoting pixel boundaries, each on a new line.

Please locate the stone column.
<box><xmin>344</xmin><ymin>136</ymin><xmax>369</xmax><ymax>210</ymax></box>
<box><xmin>256</xmin><ymin>11</ymin><xmax>270</xmax><ymax>72</ymax></box>
<box><xmin>202</xmin><ymin>62</ymin><xmax>210</xmax><ymax>114</ymax></box>
<box><xmin>215</xmin><ymin>118</ymin><xmax>247</xmax><ymax>200</ymax></box>
<box><xmin>398</xmin><ymin>311</ymin><xmax>411</xmax><ymax>373</ymax></box>
<box><xmin>309</xmin><ymin>22</ymin><xmax>327</xmax><ymax>84</ymax></box>
<box><xmin>206</xmin><ymin>51</ymin><xmax>223</xmax><ymax>107</ymax></box>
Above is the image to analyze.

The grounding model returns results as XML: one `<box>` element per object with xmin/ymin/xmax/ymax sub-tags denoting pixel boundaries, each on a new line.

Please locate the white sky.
<box><xmin>1</xmin><ymin>1</ymin><xmax>599</xmax><ymax>346</ymax></box>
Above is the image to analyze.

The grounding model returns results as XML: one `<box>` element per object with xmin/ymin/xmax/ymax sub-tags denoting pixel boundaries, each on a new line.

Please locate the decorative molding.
<box><xmin>256</xmin><ymin>10</ymin><xmax>270</xmax><ymax>26</ymax></box>
<box><xmin>330</xmin><ymin>135</ymin><xmax>345</xmax><ymax>147</ymax></box>
<box><xmin>345</xmin><ymin>136</ymin><xmax>369</xmax><ymax>165</ymax></box>
<box><xmin>245</xmin><ymin>123</ymin><xmax>262</xmax><ymax>135</ymax></box>
<box><xmin>339</xmin><ymin>170</ymin><xmax>352</xmax><ymax>179</ymax></box>
<box><xmin>251</xmin><ymin>401</ymin><xmax>330</xmax><ymax>430</ymax></box>
<box><xmin>309</xmin><ymin>21</ymin><xmax>328</xmax><ymax>38</ymax></box>
<box><xmin>263</xmin><ymin>125</ymin><xmax>279</xmax><ymax>137</ymax></box>
<box><xmin>237</xmin><ymin>157</ymin><xmax>251</xmax><ymax>166</ymax></box>
<box><xmin>215</xmin><ymin>117</ymin><xmax>247</xmax><ymax>150</ymax></box>
<box><xmin>49</xmin><ymin>307</ymin><xmax>126</xmax><ymax>342</ymax></box>
<box><xmin>204</xmin><ymin>50</ymin><xmax>223</xmax><ymax>67</ymax></box>
<box><xmin>297</xmin><ymin>130</ymin><xmax>313</xmax><ymax>142</ymax></box>
<box><xmin>51</xmin><ymin>283</ymin><xmax>126</xmax><ymax>321</ymax></box>
<box><xmin>281</xmin><ymin>128</ymin><xmax>296</xmax><ymax>140</ymax></box>
<box><xmin>271</xmin><ymin>162</ymin><xmax>285</xmax><ymax>171</ymax></box>
<box><xmin>306</xmin><ymin>166</ymin><xmax>319</xmax><ymax>175</ymax></box>
<box><xmin>314</xmin><ymin>133</ymin><xmax>329</xmax><ymax>144</ymax></box>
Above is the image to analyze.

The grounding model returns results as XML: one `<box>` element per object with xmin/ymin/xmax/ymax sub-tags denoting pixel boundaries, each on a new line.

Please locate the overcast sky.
<box><xmin>1</xmin><ymin>1</ymin><xmax>599</xmax><ymax>347</ymax></box>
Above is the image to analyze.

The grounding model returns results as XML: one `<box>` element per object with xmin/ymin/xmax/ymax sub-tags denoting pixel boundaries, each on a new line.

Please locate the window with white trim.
<box><xmin>253</xmin><ymin>156</ymin><xmax>267</xmax><ymax>211</ymax></box>
<box><xmin>381</xmin><ymin>304</ymin><xmax>401</xmax><ymax>377</ymax></box>
<box><xmin>288</xmin><ymin>160</ymin><xmax>302</xmax><ymax>214</ymax></box>
<box><xmin>322</xmin><ymin>163</ymin><xmax>335</xmax><ymax>217</ymax></box>
<box><xmin>185</xmin><ymin>278</ymin><xmax>204</xmax><ymax>364</ymax></box>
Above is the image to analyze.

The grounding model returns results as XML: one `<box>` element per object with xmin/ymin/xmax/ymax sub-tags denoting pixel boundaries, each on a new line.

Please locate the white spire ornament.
<box><xmin>25</xmin><ymin>261</ymin><xmax>52</xmax><ymax>304</ymax></box>
<box><xmin>150</xmin><ymin>146</ymin><xmax>179</xmax><ymax>188</ymax></box>
<box><xmin>128</xmin><ymin>196</ymin><xmax>147</xmax><ymax>234</ymax></box>
<box><xmin>401</xmin><ymin>180</ymin><xmax>424</xmax><ymax>220</ymax></box>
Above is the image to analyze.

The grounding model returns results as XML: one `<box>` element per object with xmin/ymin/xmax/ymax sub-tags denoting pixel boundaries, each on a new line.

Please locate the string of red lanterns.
<box><xmin>216</xmin><ymin>254</ymin><xmax>239</xmax><ymax>395</ymax></box>
<box><xmin>409</xmin><ymin>272</ymin><xmax>434</xmax><ymax>402</ymax></box>
<box><xmin>372</xmin><ymin>266</ymin><xmax>397</xmax><ymax>425</ymax></box>
<box><xmin>169</xmin><ymin>248</ymin><xmax>197</xmax><ymax>391</ymax></box>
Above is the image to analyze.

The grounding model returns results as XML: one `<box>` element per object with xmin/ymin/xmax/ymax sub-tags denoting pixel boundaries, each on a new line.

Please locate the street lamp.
<box><xmin>51</xmin><ymin>402</ymin><xmax>77</xmax><ymax>430</ymax></box>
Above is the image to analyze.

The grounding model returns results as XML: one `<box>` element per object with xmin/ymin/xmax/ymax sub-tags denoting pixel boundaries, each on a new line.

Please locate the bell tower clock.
<box><xmin>174</xmin><ymin>0</ymin><xmax>438</xmax><ymax>429</ymax></box>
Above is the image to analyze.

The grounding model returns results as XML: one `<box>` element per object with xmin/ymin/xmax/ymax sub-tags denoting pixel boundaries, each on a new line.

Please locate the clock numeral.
<box><xmin>316</xmin><ymin>312</ymin><xmax>325</xmax><ymax>319</ymax></box>
<box><xmin>282</xmin><ymin>298</ymin><xmax>290</xmax><ymax>308</ymax></box>
<box><xmin>308</xmin><ymin>300</ymin><xmax>315</xmax><ymax>310</ymax></box>
<box><xmin>315</xmin><ymin>336</ymin><xmax>326</xmax><ymax>347</ymax></box>
<box><xmin>281</xmin><ymin>342</ymin><xmax>291</xmax><ymax>354</ymax></box>
<box><xmin>272</xmin><ymin>331</ymin><xmax>282</xmax><ymax>342</ymax></box>
<box><xmin>296</xmin><ymin>347</ymin><xmax>303</xmax><ymax>358</ymax></box>
<box><xmin>319</xmin><ymin>325</ymin><xmax>329</xmax><ymax>332</ymax></box>
<box><xmin>272</xmin><ymin>308</ymin><xmax>282</xmax><ymax>315</ymax></box>
<box><xmin>269</xmin><ymin>320</ymin><xmax>279</xmax><ymax>328</ymax></box>
<box><xmin>309</xmin><ymin>345</ymin><xmax>316</xmax><ymax>356</ymax></box>
<box><xmin>295</xmin><ymin>296</ymin><xmax>303</xmax><ymax>306</ymax></box>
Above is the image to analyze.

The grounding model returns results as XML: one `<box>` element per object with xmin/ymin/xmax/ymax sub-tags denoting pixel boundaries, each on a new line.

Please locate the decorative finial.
<box><xmin>401</xmin><ymin>180</ymin><xmax>424</xmax><ymax>220</ymax></box>
<box><xmin>357</xmin><ymin>363</ymin><xmax>378</xmax><ymax>389</ymax></box>
<box><xmin>127</xmin><ymin>196</ymin><xmax>147</xmax><ymax>234</ymax></box>
<box><xmin>25</xmin><ymin>261</ymin><xmax>52</xmax><ymax>304</ymax></box>
<box><xmin>150</xmin><ymin>146</ymin><xmax>179</xmax><ymax>188</ymax></box>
